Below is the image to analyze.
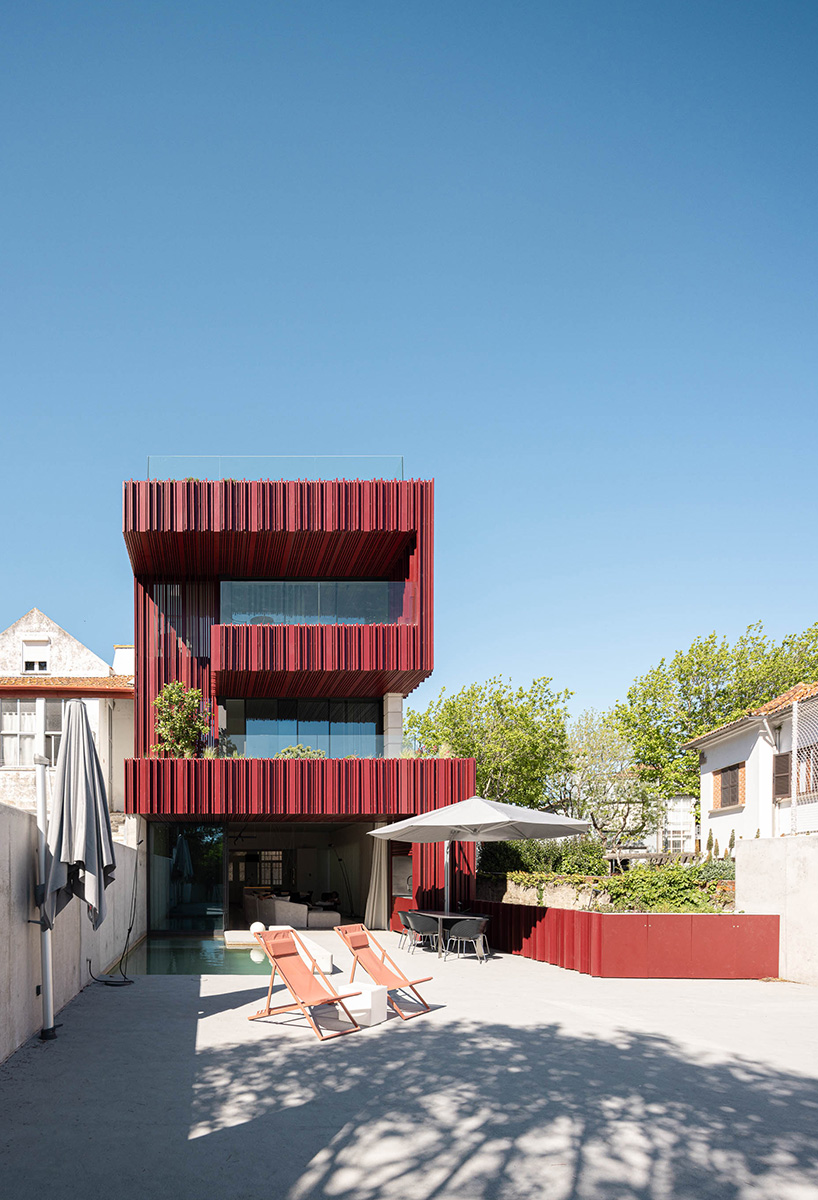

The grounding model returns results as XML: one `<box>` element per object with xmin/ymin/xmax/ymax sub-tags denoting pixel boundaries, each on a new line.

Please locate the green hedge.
<box><xmin>480</xmin><ymin>861</ymin><xmax>734</xmax><ymax>913</ymax></box>
<box><xmin>477</xmin><ymin>834</ymin><xmax>607</xmax><ymax>876</ymax></box>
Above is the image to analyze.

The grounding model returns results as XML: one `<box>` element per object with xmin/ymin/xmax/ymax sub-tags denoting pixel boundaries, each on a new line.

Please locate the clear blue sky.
<box><xmin>2</xmin><ymin>1</ymin><xmax>817</xmax><ymax>719</ymax></box>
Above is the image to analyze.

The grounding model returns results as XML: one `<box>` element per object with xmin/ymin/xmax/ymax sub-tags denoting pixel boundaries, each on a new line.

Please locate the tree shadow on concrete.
<box><xmin>2</xmin><ymin>978</ymin><xmax>818</xmax><ymax>1200</ymax></box>
<box><xmin>186</xmin><ymin>1011</ymin><xmax>818</xmax><ymax>1200</ymax></box>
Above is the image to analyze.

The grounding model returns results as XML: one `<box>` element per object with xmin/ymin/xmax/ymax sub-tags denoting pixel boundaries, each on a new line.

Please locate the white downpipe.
<box><xmin>35</xmin><ymin>756</ymin><xmax>56</xmax><ymax>1039</ymax></box>
<box><xmin>786</xmin><ymin>700</ymin><xmax>791</xmax><ymax>835</ymax></box>
<box><xmin>444</xmin><ymin>839</ymin><xmax>451</xmax><ymax>912</ymax></box>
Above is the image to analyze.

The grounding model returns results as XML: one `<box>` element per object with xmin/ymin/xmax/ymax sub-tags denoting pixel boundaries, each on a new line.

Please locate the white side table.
<box><xmin>343</xmin><ymin>981</ymin><xmax>388</xmax><ymax>1026</ymax></box>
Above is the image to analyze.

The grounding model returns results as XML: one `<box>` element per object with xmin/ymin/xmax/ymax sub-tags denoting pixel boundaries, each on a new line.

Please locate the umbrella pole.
<box><xmin>35</xmin><ymin>758</ymin><xmax>56</xmax><ymax>1040</ymax></box>
<box><xmin>444</xmin><ymin>839</ymin><xmax>450</xmax><ymax>912</ymax></box>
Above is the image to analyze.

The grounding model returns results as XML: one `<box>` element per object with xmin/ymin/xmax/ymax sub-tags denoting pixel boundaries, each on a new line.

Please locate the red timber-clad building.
<box><xmin>123</xmin><ymin>471</ymin><xmax>476</xmax><ymax>933</ymax></box>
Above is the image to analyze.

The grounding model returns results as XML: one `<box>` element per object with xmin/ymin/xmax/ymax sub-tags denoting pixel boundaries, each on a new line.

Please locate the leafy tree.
<box><xmin>405</xmin><ymin>675</ymin><xmax>571</xmax><ymax>810</ymax></box>
<box><xmin>614</xmin><ymin>621</ymin><xmax>818</xmax><ymax>799</ymax></box>
<box><xmin>544</xmin><ymin>709</ymin><xmax>665</xmax><ymax>852</ymax></box>
<box><xmin>151</xmin><ymin>682</ymin><xmax>212</xmax><ymax>757</ymax></box>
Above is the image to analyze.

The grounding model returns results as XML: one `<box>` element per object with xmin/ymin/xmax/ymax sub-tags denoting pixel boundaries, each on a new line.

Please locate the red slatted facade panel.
<box><xmin>125</xmin><ymin>755</ymin><xmax>476</xmax><ymax>819</ymax></box>
<box><xmin>210</xmin><ymin>622</ymin><xmax>427</xmax><ymax>698</ymax></box>
<box><xmin>123</xmin><ymin>476</ymin><xmax>478</xmax><ymax>903</ymax></box>
<box><xmin>124</xmin><ymin>479</ymin><xmax>434</xmax><ymax>755</ymax></box>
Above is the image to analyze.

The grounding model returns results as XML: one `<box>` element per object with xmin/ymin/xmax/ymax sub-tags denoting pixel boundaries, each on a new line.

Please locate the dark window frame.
<box><xmin>718</xmin><ymin>763</ymin><xmax>743</xmax><ymax>809</ymax></box>
<box><xmin>773</xmin><ymin>751</ymin><xmax>791</xmax><ymax>799</ymax></box>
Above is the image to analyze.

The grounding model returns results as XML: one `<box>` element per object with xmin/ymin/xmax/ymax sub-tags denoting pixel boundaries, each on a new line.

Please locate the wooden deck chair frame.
<box><xmin>335</xmin><ymin>923</ymin><xmax>433</xmax><ymax>1021</ymax></box>
<box><xmin>249</xmin><ymin>928</ymin><xmax>362</xmax><ymax>1042</ymax></box>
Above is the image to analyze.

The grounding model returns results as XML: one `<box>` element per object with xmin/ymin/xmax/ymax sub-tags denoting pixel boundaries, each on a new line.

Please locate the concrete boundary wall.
<box><xmin>0</xmin><ymin>803</ymin><xmax>148</xmax><ymax>1062</ymax></box>
<box><xmin>735</xmin><ymin>835</ymin><xmax>818</xmax><ymax>986</ymax></box>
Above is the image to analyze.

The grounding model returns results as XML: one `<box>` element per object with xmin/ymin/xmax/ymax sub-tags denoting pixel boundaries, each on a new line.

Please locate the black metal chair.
<box><xmin>444</xmin><ymin>916</ymin><xmax>490</xmax><ymax>962</ymax></box>
<box><xmin>404</xmin><ymin>911</ymin><xmax>440</xmax><ymax>953</ymax></box>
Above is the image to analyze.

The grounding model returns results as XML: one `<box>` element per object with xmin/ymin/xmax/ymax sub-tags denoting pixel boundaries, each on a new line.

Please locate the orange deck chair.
<box><xmin>335</xmin><ymin>923</ymin><xmax>433</xmax><ymax>1020</ymax></box>
<box><xmin>249</xmin><ymin>928</ymin><xmax>362</xmax><ymax>1042</ymax></box>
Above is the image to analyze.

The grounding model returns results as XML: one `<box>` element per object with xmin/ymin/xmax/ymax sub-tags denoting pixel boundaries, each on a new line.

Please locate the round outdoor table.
<box><xmin>413</xmin><ymin>910</ymin><xmax>491</xmax><ymax>959</ymax></box>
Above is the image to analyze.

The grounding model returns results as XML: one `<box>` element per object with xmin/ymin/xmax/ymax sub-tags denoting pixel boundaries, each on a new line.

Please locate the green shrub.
<box><xmin>477</xmin><ymin>834</ymin><xmax>606</xmax><ymax>876</ymax></box>
<box><xmin>559</xmin><ymin>835</ymin><xmax>608</xmax><ymax>875</ymax></box>
<box><xmin>151</xmin><ymin>682</ymin><xmax>212</xmax><ymax>758</ymax></box>
<box><xmin>477</xmin><ymin>840</ymin><xmax>558</xmax><ymax>874</ymax></box>
<box><xmin>605</xmin><ymin>863</ymin><xmax>719</xmax><ymax>913</ymax></box>
<box><xmin>274</xmin><ymin>744</ymin><xmax>326</xmax><ymax>759</ymax></box>
<box><xmin>697</xmin><ymin>858</ymin><xmax>735</xmax><ymax>882</ymax></box>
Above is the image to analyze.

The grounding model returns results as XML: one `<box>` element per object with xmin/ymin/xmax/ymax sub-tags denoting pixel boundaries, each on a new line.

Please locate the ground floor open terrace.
<box><xmin>2</xmin><ymin>929</ymin><xmax>817</xmax><ymax>1200</ymax></box>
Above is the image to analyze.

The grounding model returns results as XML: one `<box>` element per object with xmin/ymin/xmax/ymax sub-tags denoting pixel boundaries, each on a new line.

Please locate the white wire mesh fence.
<box><xmin>791</xmin><ymin>698</ymin><xmax>818</xmax><ymax>834</ymax></box>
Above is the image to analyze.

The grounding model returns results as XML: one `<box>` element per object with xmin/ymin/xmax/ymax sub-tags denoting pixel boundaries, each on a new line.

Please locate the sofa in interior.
<box><xmin>243</xmin><ymin>889</ymin><xmax>340</xmax><ymax>930</ymax></box>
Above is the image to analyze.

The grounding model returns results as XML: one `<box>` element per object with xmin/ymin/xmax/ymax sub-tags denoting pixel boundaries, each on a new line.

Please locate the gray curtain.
<box><xmin>364</xmin><ymin>824</ymin><xmax>389</xmax><ymax>929</ymax></box>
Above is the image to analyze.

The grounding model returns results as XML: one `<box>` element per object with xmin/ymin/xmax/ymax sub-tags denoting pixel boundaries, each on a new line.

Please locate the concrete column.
<box><xmin>383</xmin><ymin>693</ymin><xmax>404</xmax><ymax>758</ymax></box>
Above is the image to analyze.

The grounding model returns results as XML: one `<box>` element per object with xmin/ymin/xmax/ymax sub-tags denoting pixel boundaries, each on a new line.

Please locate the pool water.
<box><xmin>112</xmin><ymin>936</ymin><xmax>271</xmax><ymax>976</ymax></box>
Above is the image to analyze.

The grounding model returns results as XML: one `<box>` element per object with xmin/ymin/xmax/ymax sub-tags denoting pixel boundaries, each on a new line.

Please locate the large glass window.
<box><xmin>220</xmin><ymin>698</ymin><xmax>383</xmax><ymax>759</ymax></box>
<box><xmin>220</xmin><ymin>580</ymin><xmax>410</xmax><ymax>626</ymax></box>
<box><xmin>0</xmin><ymin>699</ymin><xmax>36</xmax><ymax>766</ymax></box>
<box><xmin>148</xmin><ymin>823</ymin><xmax>225</xmax><ymax>932</ymax></box>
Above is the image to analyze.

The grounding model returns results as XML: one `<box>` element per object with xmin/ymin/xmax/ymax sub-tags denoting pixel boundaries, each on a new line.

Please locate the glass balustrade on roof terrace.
<box><xmin>146</xmin><ymin>454</ymin><xmax>404</xmax><ymax>481</ymax></box>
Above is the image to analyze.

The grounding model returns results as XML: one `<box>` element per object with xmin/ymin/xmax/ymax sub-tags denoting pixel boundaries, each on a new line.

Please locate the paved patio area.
<box><xmin>2</xmin><ymin>930</ymin><xmax>818</xmax><ymax>1200</ymax></box>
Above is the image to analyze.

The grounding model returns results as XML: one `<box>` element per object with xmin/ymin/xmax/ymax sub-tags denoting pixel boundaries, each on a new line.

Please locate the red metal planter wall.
<box><xmin>477</xmin><ymin>902</ymin><xmax>780</xmax><ymax>979</ymax></box>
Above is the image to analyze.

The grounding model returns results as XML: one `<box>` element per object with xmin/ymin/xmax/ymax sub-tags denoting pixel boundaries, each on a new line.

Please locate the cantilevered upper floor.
<box><xmin>123</xmin><ymin>471</ymin><xmax>434</xmax><ymax>756</ymax></box>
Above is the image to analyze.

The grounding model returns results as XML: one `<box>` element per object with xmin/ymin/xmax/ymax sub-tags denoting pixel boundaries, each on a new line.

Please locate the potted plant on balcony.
<box><xmin>151</xmin><ymin>682</ymin><xmax>213</xmax><ymax>758</ymax></box>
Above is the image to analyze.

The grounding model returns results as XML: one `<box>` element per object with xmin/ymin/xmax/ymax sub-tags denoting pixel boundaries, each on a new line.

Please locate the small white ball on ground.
<box><xmin>250</xmin><ymin>921</ymin><xmax>265</xmax><ymax>934</ymax></box>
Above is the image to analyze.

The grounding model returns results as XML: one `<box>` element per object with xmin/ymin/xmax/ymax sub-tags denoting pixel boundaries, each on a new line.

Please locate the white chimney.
<box><xmin>113</xmin><ymin>645</ymin><xmax>135</xmax><ymax>675</ymax></box>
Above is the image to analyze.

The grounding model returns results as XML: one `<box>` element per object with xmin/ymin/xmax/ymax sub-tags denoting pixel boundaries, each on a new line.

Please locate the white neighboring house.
<box><xmin>647</xmin><ymin>795</ymin><xmax>698</xmax><ymax>854</ymax></box>
<box><xmin>0</xmin><ymin>609</ymin><xmax>134</xmax><ymax>817</ymax></box>
<box><xmin>682</xmin><ymin>681</ymin><xmax>818</xmax><ymax>851</ymax></box>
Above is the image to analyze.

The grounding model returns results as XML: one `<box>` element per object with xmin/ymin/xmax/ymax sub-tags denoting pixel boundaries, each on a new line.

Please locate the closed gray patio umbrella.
<box><xmin>41</xmin><ymin>700</ymin><xmax>116</xmax><ymax>932</ymax></box>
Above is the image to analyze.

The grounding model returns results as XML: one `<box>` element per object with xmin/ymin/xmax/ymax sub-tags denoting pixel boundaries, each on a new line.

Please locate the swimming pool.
<box><xmin>112</xmin><ymin>936</ymin><xmax>271</xmax><ymax>976</ymax></box>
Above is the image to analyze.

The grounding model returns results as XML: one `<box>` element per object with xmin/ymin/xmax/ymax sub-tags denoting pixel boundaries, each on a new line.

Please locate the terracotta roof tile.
<box><xmin>682</xmin><ymin>680</ymin><xmax>818</xmax><ymax>749</ymax></box>
<box><xmin>750</xmin><ymin>681</ymin><xmax>818</xmax><ymax>715</ymax></box>
<box><xmin>0</xmin><ymin>675</ymin><xmax>134</xmax><ymax>692</ymax></box>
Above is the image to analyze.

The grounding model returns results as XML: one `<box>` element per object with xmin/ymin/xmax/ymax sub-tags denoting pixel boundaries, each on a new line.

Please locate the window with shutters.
<box><xmin>716</xmin><ymin>763</ymin><xmax>743</xmax><ymax>809</ymax></box>
<box><xmin>773</xmin><ymin>752</ymin><xmax>790</xmax><ymax>800</ymax></box>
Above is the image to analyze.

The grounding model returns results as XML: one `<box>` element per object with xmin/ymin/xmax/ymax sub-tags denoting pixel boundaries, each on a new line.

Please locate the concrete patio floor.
<box><xmin>2</xmin><ymin>930</ymin><xmax>818</xmax><ymax>1200</ymax></box>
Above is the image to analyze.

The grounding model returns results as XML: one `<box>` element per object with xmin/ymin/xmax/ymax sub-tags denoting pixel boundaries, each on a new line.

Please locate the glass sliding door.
<box><xmin>149</xmin><ymin>823</ymin><xmax>225</xmax><ymax>932</ymax></box>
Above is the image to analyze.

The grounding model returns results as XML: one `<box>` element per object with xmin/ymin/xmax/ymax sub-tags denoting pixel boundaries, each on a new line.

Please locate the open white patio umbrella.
<box><xmin>369</xmin><ymin>795</ymin><xmax>590</xmax><ymax>911</ymax></box>
<box><xmin>36</xmin><ymin>700</ymin><xmax>116</xmax><ymax>1038</ymax></box>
